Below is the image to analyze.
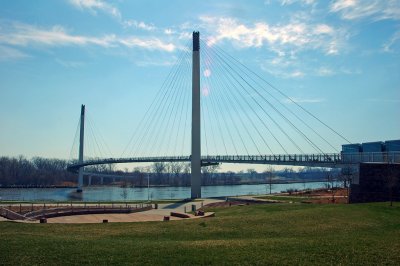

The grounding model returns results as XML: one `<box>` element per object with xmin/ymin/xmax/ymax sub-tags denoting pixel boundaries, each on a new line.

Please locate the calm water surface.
<box><xmin>0</xmin><ymin>182</ymin><xmax>327</xmax><ymax>201</ymax></box>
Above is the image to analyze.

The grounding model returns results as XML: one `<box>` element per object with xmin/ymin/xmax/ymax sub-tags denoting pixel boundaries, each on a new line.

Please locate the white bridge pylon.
<box><xmin>191</xmin><ymin>31</ymin><xmax>201</xmax><ymax>198</ymax></box>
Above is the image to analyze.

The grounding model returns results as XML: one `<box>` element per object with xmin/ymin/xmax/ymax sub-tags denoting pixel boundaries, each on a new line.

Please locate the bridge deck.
<box><xmin>67</xmin><ymin>152</ymin><xmax>400</xmax><ymax>173</ymax></box>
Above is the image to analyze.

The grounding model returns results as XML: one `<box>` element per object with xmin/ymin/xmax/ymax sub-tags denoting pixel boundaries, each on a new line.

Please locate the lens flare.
<box><xmin>202</xmin><ymin>86</ymin><xmax>209</xmax><ymax>96</ymax></box>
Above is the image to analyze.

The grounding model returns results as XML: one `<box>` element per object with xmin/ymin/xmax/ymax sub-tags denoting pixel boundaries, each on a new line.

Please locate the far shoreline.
<box><xmin>0</xmin><ymin>179</ymin><xmax>334</xmax><ymax>189</ymax></box>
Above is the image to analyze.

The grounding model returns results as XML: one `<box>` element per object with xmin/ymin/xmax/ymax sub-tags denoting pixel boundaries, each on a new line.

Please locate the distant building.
<box><xmin>342</xmin><ymin>139</ymin><xmax>400</xmax><ymax>153</ymax></box>
<box><xmin>342</xmin><ymin>143</ymin><xmax>362</xmax><ymax>153</ymax></box>
<box><xmin>342</xmin><ymin>139</ymin><xmax>400</xmax><ymax>164</ymax></box>
<box><xmin>342</xmin><ymin>139</ymin><xmax>400</xmax><ymax>203</ymax></box>
<box><xmin>385</xmin><ymin>139</ymin><xmax>400</xmax><ymax>152</ymax></box>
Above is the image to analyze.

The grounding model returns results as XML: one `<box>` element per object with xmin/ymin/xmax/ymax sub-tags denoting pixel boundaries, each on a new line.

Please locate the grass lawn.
<box><xmin>1</xmin><ymin>202</ymin><xmax>399</xmax><ymax>265</ymax></box>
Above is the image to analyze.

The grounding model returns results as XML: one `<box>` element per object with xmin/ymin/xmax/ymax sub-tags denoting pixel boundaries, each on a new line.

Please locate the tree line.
<box><xmin>0</xmin><ymin>156</ymin><xmax>340</xmax><ymax>187</ymax></box>
<box><xmin>0</xmin><ymin>156</ymin><xmax>76</xmax><ymax>187</ymax></box>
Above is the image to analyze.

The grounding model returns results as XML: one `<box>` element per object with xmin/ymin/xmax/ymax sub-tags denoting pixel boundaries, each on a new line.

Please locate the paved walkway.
<box><xmin>47</xmin><ymin>199</ymin><xmax>221</xmax><ymax>223</ymax></box>
<box><xmin>46</xmin><ymin>199</ymin><xmax>221</xmax><ymax>223</ymax></box>
<box><xmin>0</xmin><ymin>198</ymin><xmax>224</xmax><ymax>224</ymax></box>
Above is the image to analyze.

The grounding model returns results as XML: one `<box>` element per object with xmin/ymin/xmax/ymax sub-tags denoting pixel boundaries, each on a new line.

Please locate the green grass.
<box><xmin>1</xmin><ymin>203</ymin><xmax>400</xmax><ymax>265</ymax></box>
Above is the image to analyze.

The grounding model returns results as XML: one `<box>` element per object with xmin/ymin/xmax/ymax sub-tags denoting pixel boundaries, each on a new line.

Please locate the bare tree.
<box><xmin>165</xmin><ymin>163</ymin><xmax>173</xmax><ymax>186</ymax></box>
<box><xmin>171</xmin><ymin>162</ymin><xmax>183</xmax><ymax>186</ymax></box>
<box><xmin>247</xmin><ymin>168</ymin><xmax>257</xmax><ymax>183</ymax></box>
<box><xmin>132</xmin><ymin>167</ymin><xmax>142</xmax><ymax>187</ymax></box>
<box><xmin>340</xmin><ymin>166</ymin><xmax>353</xmax><ymax>203</ymax></box>
<box><xmin>152</xmin><ymin>162</ymin><xmax>166</xmax><ymax>184</ymax></box>
<box><xmin>202</xmin><ymin>165</ymin><xmax>220</xmax><ymax>185</ymax></box>
<box><xmin>183</xmin><ymin>163</ymin><xmax>191</xmax><ymax>186</ymax></box>
<box><xmin>120</xmin><ymin>186</ymin><xmax>128</xmax><ymax>202</ymax></box>
<box><xmin>263</xmin><ymin>166</ymin><xmax>275</xmax><ymax>194</ymax></box>
<box><xmin>107</xmin><ymin>163</ymin><xmax>116</xmax><ymax>173</ymax></box>
<box><xmin>324</xmin><ymin>169</ymin><xmax>336</xmax><ymax>203</ymax></box>
<box><xmin>228</xmin><ymin>171</ymin><xmax>236</xmax><ymax>185</ymax></box>
<box><xmin>171</xmin><ymin>162</ymin><xmax>183</xmax><ymax>177</ymax></box>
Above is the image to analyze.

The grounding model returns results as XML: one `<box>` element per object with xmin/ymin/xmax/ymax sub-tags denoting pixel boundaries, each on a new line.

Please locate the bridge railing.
<box><xmin>84</xmin><ymin>155</ymin><xmax>190</xmax><ymax>165</ymax></box>
<box><xmin>67</xmin><ymin>156</ymin><xmax>191</xmax><ymax>172</ymax></box>
<box><xmin>203</xmin><ymin>152</ymin><xmax>400</xmax><ymax>164</ymax></box>
<box><xmin>0</xmin><ymin>207</ymin><xmax>28</xmax><ymax>220</ymax></box>
<box><xmin>202</xmin><ymin>153</ymin><xmax>342</xmax><ymax>164</ymax></box>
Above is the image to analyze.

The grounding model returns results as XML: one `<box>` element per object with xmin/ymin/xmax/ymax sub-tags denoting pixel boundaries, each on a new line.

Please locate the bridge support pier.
<box><xmin>88</xmin><ymin>175</ymin><xmax>92</xmax><ymax>186</ymax></box>
<box><xmin>191</xmin><ymin>31</ymin><xmax>201</xmax><ymax>199</ymax></box>
<box><xmin>77</xmin><ymin>104</ymin><xmax>85</xmax><ymax>193</ymax></box>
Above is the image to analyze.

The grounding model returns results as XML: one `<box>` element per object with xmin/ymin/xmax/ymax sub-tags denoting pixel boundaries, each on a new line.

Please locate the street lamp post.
<box><xmin>147</xmin><ymin>173</ymin><xmax>150</xmax><ymax>202</ymax></box>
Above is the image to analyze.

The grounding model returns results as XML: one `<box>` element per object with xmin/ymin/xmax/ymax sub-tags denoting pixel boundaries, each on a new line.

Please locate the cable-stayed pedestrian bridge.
<box><xmin>67</xmin><ymin>31</ymin><xmax>399</xmax><ymax>198</ymax></box>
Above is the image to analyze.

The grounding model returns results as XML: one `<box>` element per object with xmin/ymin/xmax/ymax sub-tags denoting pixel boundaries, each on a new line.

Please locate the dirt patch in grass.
<box><xmin>257</xmin><ymin>188</ymin><xmax>350</xmax><ymax>204</ymax></box>
<box><xmin>202</xmin><ymin>200</ymin><xmax>270</xmax><ymax>209</ymax></box>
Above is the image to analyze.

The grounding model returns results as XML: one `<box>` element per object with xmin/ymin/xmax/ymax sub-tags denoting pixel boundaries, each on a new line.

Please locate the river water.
<box><xmin>0</xmin><ymin>182</ymin><xmax>327</xmax><ymax>201</ymax></box>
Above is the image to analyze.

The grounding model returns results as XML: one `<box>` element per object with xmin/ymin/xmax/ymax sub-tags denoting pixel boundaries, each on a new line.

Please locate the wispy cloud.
<box><xmin>0</xmin><ymin>23</ymin><xmax>114</xmax><ymax>47</ymax></box>
<box><xmin>330</xmin><ymin>0</ymin><xmax>400</xmax><ymax>21</ymax></box>
<box><xmin>123</xmin><ymin>20</ymin><xmax>156</xmax><ymax>31</ymax></box>
<box><xmin>261</xmin><ymin>60</ymin><xmax>306</xmax><ymax>79</ymax></box>
<box><xmin>383</xmin><ymin>30</ymin><xmax>400</xmax><ymax>52</ymax></box>
<box><xmin>315</xmin><ymin>66</ymin><xmax>362</xmax><ymax>76</ymax></box>
<box><xmin>199</xmin><ymin>16</ymin><xmax>345</xmax><ymax>56</ymax></box>
<box><xmin>69</xmin><ymin>0</ymin><xmax>121</xmax><ymax>18</ymax></box>
<box><xmin>0</xmin><ymin>45</ymin><xmax>30</xmax><ymax>61</ymax></box>
<box><xmin>262</xmin><ymin>52</ymin><xmax>362</xmax><ymax>78</ymax></box>
<box><xmin>0</xmin><ymin>22</ymin><xmax>176</xmax><ymax>52</ymax></box>
<box><xmin>118</xmin><ymin>37</ymin><xmax>175</xmax><ymax>52</ymax></box>
<box><xmin>316</xmin><ymin>67</ymin><xmax>335</xmax><ymax>76</ymax></box>
<box><xmin>289</xmin><ymin>71</ymin><xmax>305</xmax><ymax>78</ymax></box>
<box><xmin>164</xmin><ymin>28</ymin><xmax>174</xmax><ymax>35</ymax></box>
<box><xmin>330</xmin><ymin>0</ymin><xmax>400</xmax><ymax>53</ymax></box>
<box><xmin>340</xmin><ymin>67</ymin><xmax>362</xmax><ymax>75</ymax></box>
<box><xmin>69</xmin><ymin>0</ymin><xmax>157</xmax><ymax>33</ymax></box>
<box><xmin>280</xmin><ymin>0</ymin><xmax>316</xmax><ymax>6</ymax></box>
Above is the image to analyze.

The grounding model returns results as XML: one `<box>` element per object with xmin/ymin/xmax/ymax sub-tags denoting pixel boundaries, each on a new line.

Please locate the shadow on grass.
<box><xmin>162</xmin><ymin>199</ymin><xmax>193</xmax><ymax>209</ymax></box>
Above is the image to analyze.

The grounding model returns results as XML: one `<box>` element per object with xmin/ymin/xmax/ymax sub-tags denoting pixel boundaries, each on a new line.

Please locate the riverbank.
<box><xmin>0</xmin><ymin>188</ymin><xmax>351</xmax><ymax>224</ymax></box>
<box><xmin>0</xmin><ymin>182</ymin><xmax>329</xmax><ymax>201</ymax></box>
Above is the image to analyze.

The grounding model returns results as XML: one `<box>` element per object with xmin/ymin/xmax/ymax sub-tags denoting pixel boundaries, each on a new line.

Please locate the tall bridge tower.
<box><xmin>77</xmin><ymin>104</ymin><xmax>85</xmax><ymax>193</ymax></box>
<box><xmin>191</xmin><ymin>31</ymin><xmax>201</xmax><ymax>198</ymax></box>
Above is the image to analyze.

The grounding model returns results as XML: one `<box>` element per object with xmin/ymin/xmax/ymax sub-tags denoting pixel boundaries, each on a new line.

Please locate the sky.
<box><xmin>0</xmin><ymin>0</ymin><xmax>399</xmax><ymax>165</ymax></box>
